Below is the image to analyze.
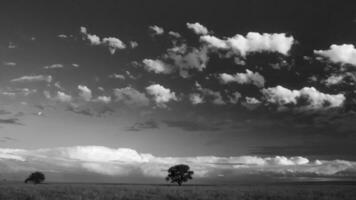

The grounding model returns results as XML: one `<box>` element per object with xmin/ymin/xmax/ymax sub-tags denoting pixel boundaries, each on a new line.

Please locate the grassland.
<box><xmin>0</xmin><ymin>182</ymin><xmax>356</xmax><ymax>200</ymax></box>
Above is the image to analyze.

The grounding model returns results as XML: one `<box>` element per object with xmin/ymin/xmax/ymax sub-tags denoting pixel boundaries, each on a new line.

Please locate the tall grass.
<box><xmin>0</xmin><ymin>182</ymin><xmax>355</xmax><ymax>200</ymax></box>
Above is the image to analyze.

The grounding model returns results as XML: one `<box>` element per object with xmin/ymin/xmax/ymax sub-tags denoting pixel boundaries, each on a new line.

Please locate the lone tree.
<box><xmin>166</xmin><ymin>164</ymin><xmax>194</xmax><ymax>186</ymax></box>
<box><xmin>24</xmin><ymin>171</ymin><xmax>45</xmax><ymax>184</ymax></box>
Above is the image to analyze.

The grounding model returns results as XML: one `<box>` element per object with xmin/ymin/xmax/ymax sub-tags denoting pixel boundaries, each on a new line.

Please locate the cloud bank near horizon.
<box><xmin>0</xmin><ymin>146</ymin><xmax>355</xmax><ymax>181</ymax></box>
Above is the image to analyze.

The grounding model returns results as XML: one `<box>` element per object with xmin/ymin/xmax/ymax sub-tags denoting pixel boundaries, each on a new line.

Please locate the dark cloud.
<box><xmin>163</xmin><ymin>120</ymin><xmax>221</xmax><ymax>132</ymax></box>
<box><xmin>0</xmin><ymin>118</ymin><xmax>22</xmax><ymax>125</ymax></box>
<box><xmin>126</xmin><ymin>120</ymin><xmax>159</xmax><ymax>131</ymax></box>
<box><xmin>0</xmin><ymin>109</ymin><xmax>12</xmax><ymax>115</ymax></box>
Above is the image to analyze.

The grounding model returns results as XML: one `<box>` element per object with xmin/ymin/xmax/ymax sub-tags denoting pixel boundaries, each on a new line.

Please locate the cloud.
<box><xmin>126</xmin><ymin>120</ymin><xmax>159</xmax><ymax>131</ymax></box>
<box><xmin>166</xmin><ymin>45</ymin><xmax>210</xmax><ymax>78</ymax></box>
<box><xmin>219</xmin><ymin>69</ymin><xmax>265</xmax><ymax>88</ymax></box>
<box><xmin>142</xmin><ymin>59</ymin><xmax>173</xmax><ymax>74</ymax></box>
<box><xmin>102</xmin><ymin>37</ymin><xmax>126</xmax><ymax>54</ymax></box>
<box><xmin>149</xmin><ymin>25</ymin><xmax>164</xmax><ymax>35</ymax></box>
<box><xmin>242</xmin><ymin>97</ymin><xmax>261</xmax><ymax>110</ymax></box>
<box><xmin>0</xmin><ymin>88</ymin><xmax>37</xmax><ymax>97</ymax></box>
<box><xmin>44</xmin><ymin>64</ymin><xmax>64</xmax><ymax>69</ymax></box>
<box><xmin>129</xmin><ymin>41</ymin><xmax>138</xmax><ymax>49</ymax></box>
<box><xmin>262</xmin><ymin>86</ymin><xmax>345</xmax><ymax>111</ymax></box>
<box><xmin>113</xmin><ymin>87</ymin><xmax>149</xmax><ymax>107</ymax></box>
<box><xmin>80</xmin><ymin>26</ymin><xmax>126</xmax><ymax>54</ymax></box>
<box><xmin>11</xmin><ymin>75</ymin><xmax>52</xmax><ymax>83</ymax></box>
<box><xmin>189</xmin><ymin>93</ymin><xmax>204</xmax><ymax>105</ymax></box>
<box><xmin>57</xmin><ymin>34</ymin><xmax>68</xmax><ymax>38</ymax></box>
<box><xmin>67</xmin><ymin>106</ymin><xmax>93</xmax><ymax>116</ymax></box>
<box><xmin>94</xmin><ymin>96</ymin><xmax>112</xmax><ymax>104</ymax></box>
<box><xmin>2</xmin><ymin>62</ymin><xmax>16</xmax><ymax>66</ymax></box>
<box><xmin>164</xmin><ymin>120</ymin><xmax>220</xmax><ymax>132</ymax></box>
<box><xmin>146</xmin><ymin>84</ymin><xmax>177</xmax><ymax>108</ymax></box>
<box><xmin>0</xmin><ymin>118</ymin><xmax>22</xmax><ymax>125</ymax></box>
<box><xmin>1</xmin><ymin>146</ymin><xmax>356</xmax><ymax>180</ymax></box>
<box><xmin>168</xmin><ymin>31</ymin><xmax>181</xmax><ymax>38</ymax></box>
<box><xmin>109</xmin><ymin>73</ymin><xmax>125</xmax><ymax>80</ymax></box>
<box><xmin>314</xmin><ymin>44</ymin><xmax>356</xmax><ymax>66</ymax></box>
<box><xmin>228</xmin><ymin>92</ymin><xmax>242</xmax><ymax>104</ymax></box>
<box><xmin>51</xmin><ymin>91</ymin><xmax>72</xmax><ymax>103</ymax></box>
<box><xmin>195</xmin><ymin>82</ymin><xmax>225</xmax><ymax>105</ymax></box>
<box><xmin>323</xmin><ymin>74</ymin><xmax>345</xmax><ymax>86</ymax></box>
<box><xmin>201</xmin><ymin>32</ymin><xmax>294</xmax><ymax>56</ymax></box>
<box><xmin>186</xmin><ymin>22</ymin><xmax>209</xmax><ymax>35</ymax></box>
<box><xmin>78</xmin><ymin>85</ymin><xmax>92</xmax><ymax>102</ymax></box>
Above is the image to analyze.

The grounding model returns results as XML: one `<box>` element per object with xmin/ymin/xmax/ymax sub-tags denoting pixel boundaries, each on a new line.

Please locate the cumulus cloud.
<box><xmin>242</xmin><ymin>97</ymin><xmax>261</xmax><ymax>110</ymax></box>
<box><xmin>78</xmin><ymin>85</ymin><xmax>92</xmax><ymax>101</ymax></box>
<box><xmin>219</xmin><ymin>70</ymin><xmax>265</xmax><ymax>88</ymax></box>
<box><xmin>149</xmin><ymin>25</ymin><xmax>164</xmax><ymax>35</ymax></box>
<box><xmin>94</xmin><ymin>96</ymin><xmax>112</xmax><ymax>104</ymax></box>
<box><xmin>186</xmin><ymin>22</ymin><xmax>209</xmax><ymax>35</ymax></box>
<box><xmin>54</xmin><ymin>91</ymin><xmax>73</xmax><ymax>103</ymax></box>
<box><xmin>189</xmin><ymin>93</ymin><xmax>204</xmax><ymax>105</ymax></box>
<box><xmin>113</xmin><ymin>87</ymin><xmax>149</xmax><ymax>107</ymax></box>
<box><xmin>146</xmin><ymin>84</ymin><xmax>177</xmax><ymax>108</ymax></box>
<box><xmin>201</xmin><ymin>32</ymin><xmax>294</xmax><ymax>56</ymax></box>
<box><xmin>195</xmin><ymin>82</ymin><xmax>225</xmax><ymax>105</ymax></box>
<box><xmin>323</xmin><ymin>74</ymin><xmax>345</xmax><ymax>86</ymax></box>
<box><xmin>11</xmin><ymin>75</ymin><xmax>52</xmax><ymax>83</ymax></box>
<box><xmin>142</xmin><ymin>59</ymin><xmax>173</xmax><ymax>74</ymax></box>
<box><xmin>262</xmin><ymin>85</ymin><xmax>345</xmax><ymax>111</ymax></box>
<box><xmin>166</xmin><ymin>44</ymin><xmax>210</xmax><ymax>78</ymax></box>
<box><xmin>102</xmin><ymin>37</ymin><xmax>126</xmax><ymax>54</ymax></box>
<box><xmin>0</xmin><ymin>146</ymin><xmax>355</xmax><ymax>181</ymax></box>
<box><xmin>314</xmin><ymin>44</ymin><xmax>356</xmax><ymax>66</ymax></box>
<box><xmin>80</xmin><ymin>26</ymin><xmax>126</xmax><ymax>54</ymax></box>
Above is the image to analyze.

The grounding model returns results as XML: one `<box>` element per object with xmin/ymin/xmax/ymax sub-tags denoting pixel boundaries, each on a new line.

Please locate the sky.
<box><xmin>1</xmin><ymin>0</ymin><xmax>356</xmax><ymax>183</ymax></box>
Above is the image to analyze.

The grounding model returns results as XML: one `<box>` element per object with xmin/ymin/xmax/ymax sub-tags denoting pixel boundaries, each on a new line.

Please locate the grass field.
<box><xmin>0</xmin><ymin>182</ymin><xmax>356</xmax><ymax>200</ymax></box>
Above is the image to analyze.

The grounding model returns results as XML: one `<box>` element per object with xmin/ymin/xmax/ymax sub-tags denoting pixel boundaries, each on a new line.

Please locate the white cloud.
<box><xmin>149</xmin><ymin>25</ymin><xmax>164</xmax><ymax>35</ymax></box>
<box><xmin>314</xmin><ymin>44</ymin><xmax>356</xmax><ymax>65</ymax></box>
<box><xmin>189</xmin><ymin>93</ymin><xmax>204</xmax><ymax>105</ymax></box>
<box><xmin>242</xmin><ymin>97</ymin><xmax>261</xmax><ymax>110</ymax></box>
<box><xmin>54</xmin><ymin>91</ymin><xmax>72</xmax><ymax>103</ymax></box>
<box><xmin>80</xmin><ymin>26</ymin><xmax>126</xmax><ymax>54</ymax></box>
<box><xmin>11</xmin><ymin>75</ymin><xmax>52</xmax><ymax>83</ymax></box>
<box><xmin>113</xmin><ymin>87</ymin><xmax>149</xmax><ymax>107</ymax></box>
<box><xmin>146</xmin><ymin>84</ymin><xmax>177</xmax><ymax>108</ymax></box>
<box><xmin>166</xmin><ymin>45</ymin><xmax>209</xmax><ymax>78</ymax></box>
<box><xmin>129</xmin><ymin>41</ymin><xmax>138</xmax><ymax>48</ymax></box>
<box><xmin>72</xmin><ymin>63</ymin><xmax>80</xmax><ymax>68</ymax></box>
<box><xmin>195</xmin><ymin>82</ymin><xmax>225</xmax><ymax>105</ymax></box>
<box><xmin>94</xmin><ymin>96</ymin><xmax>112</xmax><ymax>104</ymax></box>
<box><xmin>201</xmin><ymin>32</ymin><xmax>294</xmax><ymax>56</ymax></box>
<box><xmin>109</xmin><ymin>73</ymin><xmax>125</xmax><ymax>80</ymax></box>
<box><xmin>78</xmin><ymin>85</ymin><xmax>92</xmax><ymax>102</ymax></box>
<box><xmin>102</xmin><ymin>37</ymin><xmax>126</xmax><ymax>54</ymax></box>
<box><xmin>262</xmin><ymin>85</ymin><xmax>345</xmax><ymax>111</ymax></box>
<box><xmin>186</xmin><ymin>22</ymin><xmax>209</xmax><ymax>35</ymax></box>
<box><xmin>44</xmin><ymin>64</ymin><xmax>63</xmax><ymax>69</ymax></box>
<box><xmin>219</xmin><ymin>70</ymin><xmax>265</xmax><ymax>88</ymax></box>
<box><xmin>324</xmin><ymin>74</ymin><xmax>345</xmax><ymax>86</ymax></box>
<box><xmin>2</xmin><ymin>62</ymin><xmax>16</xmax><ymax>66</ymax></box>
<box><xmin>168</xmin><ymin>31</ymin><xmax>181</xmax><ymax>38</ymax></box>
<box><xmin>142</xmin><ymin>59</ymin><xmax>173</xmax><ymax>74</ymax></box>
<box><xmin>0</xmin><ymin>146</ymin><xmax>355</xmax><ymax>180</ymax></box>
